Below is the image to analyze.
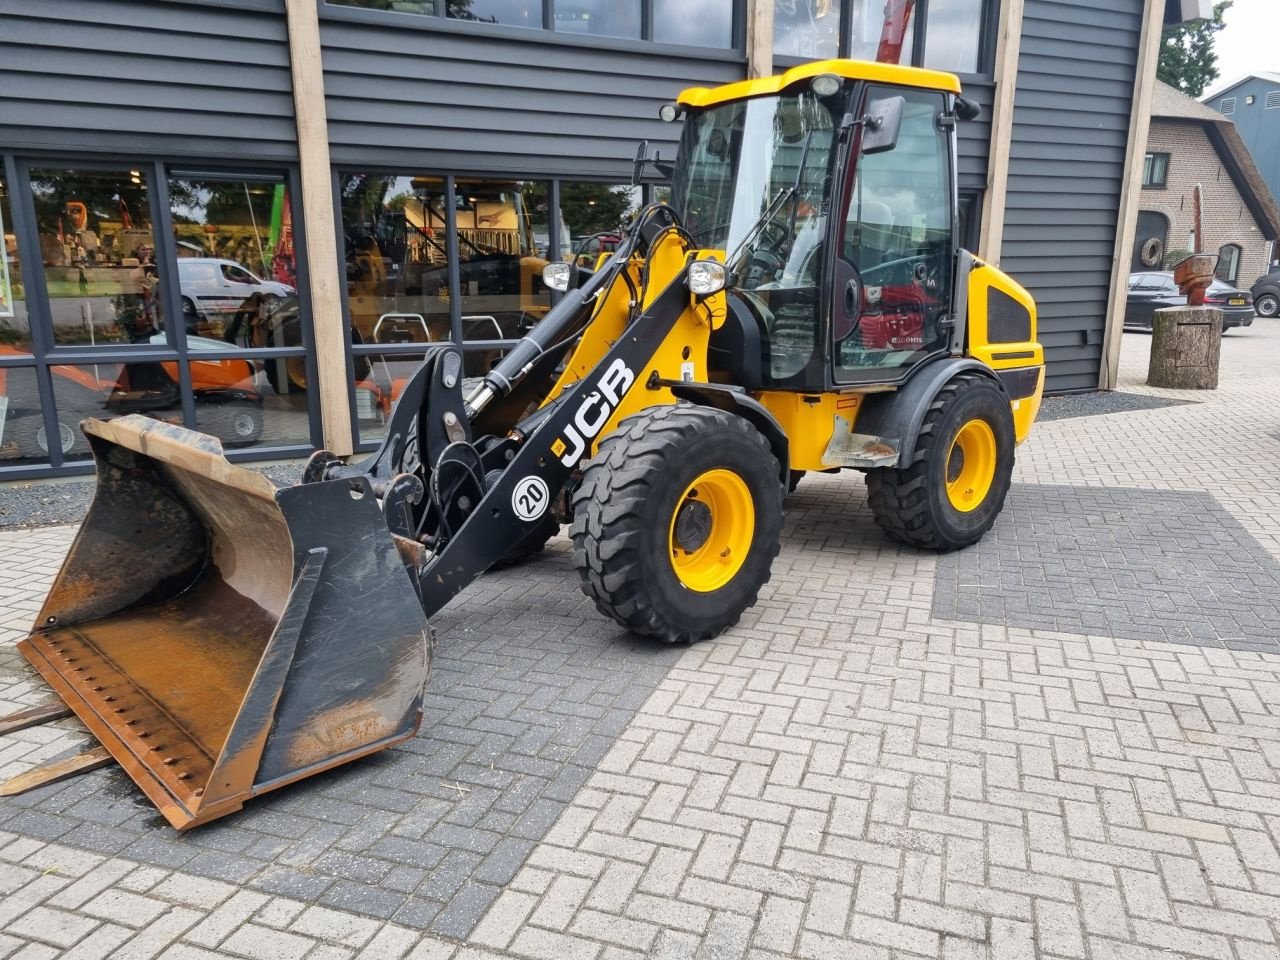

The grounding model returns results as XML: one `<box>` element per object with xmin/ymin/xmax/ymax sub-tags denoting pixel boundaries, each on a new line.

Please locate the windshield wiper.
<box><xmin>786</xmin><ymin>130</ymin><xmax>816</xmax><ymax>237</ymax></box>
<box><xmin>726</xmin><ymin>185</ymin><xmax>796</xmax><ymax>268</ymax></box>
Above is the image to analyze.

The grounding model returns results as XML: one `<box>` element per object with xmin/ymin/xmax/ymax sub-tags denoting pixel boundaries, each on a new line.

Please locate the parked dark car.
<box><xmin>1250</xmin><ymin>266</ymin><xmax>1280</xmax><ymax>318</ymax></box>
<box><xmin>1125</xmin><ymin>272</ymin><xmax>1255</xmax><ymax>331</ymax></box>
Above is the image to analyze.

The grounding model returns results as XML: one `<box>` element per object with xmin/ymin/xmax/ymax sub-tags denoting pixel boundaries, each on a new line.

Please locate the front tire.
<box><xmin>866</xmin><ymin>373</ymin><xmax>1015</xmax><ymax>551</ymax></box>
<box><xmin>1257</xmin><ymin>293</ymin><xmax>1279</xmax><ymax>318</ymax></box>
<box><xmin>570</xmin><ymin>403</ymin><xmax>784</xmax><ymax>644</ymax></box>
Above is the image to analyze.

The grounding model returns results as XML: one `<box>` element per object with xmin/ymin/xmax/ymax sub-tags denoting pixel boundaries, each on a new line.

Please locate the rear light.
<box><xmin>1205</xmin><ymin>295</ymin><xmax>1225</xmax><ymax>304</ymax></box>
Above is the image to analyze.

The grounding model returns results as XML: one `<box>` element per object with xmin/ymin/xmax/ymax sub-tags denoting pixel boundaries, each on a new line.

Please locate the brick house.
<box><xmin>1135</xmin><ymin>82</ymin><xmax>1280</xmax><ymax>288</ymax></box>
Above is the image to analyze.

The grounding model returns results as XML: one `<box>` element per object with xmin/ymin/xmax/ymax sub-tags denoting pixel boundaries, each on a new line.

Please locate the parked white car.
<box><xmin>177</xmin><ymin>258</ymin><xmax>295</xmax><ymax>326</ymax></box>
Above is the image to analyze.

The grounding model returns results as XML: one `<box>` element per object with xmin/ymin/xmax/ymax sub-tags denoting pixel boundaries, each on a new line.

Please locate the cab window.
<box><xmin>834</xmin><ymin>87</ymin><xmax>953</xmax><ymax>383</ymax></box>
<box><xmin>221</xmin><ymin>263</ymin><xmax>257</xmax><ymax>284</ymax></box>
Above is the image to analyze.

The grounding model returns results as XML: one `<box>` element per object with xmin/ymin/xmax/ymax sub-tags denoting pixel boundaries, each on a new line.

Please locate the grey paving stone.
<box><xmin>0</xmin><ymin>545</ymin><xmax>681</xmax><ymax>940</ymax></box>
<box><xmin>934</xmin><ymin>484</ymin><xmax>1280</xmax><ymax>649</ymax></box>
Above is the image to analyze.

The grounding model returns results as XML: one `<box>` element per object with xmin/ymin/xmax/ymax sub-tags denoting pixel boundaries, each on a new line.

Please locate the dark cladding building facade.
<box><xmin>0</xmin><ymin>0</ymin><xmax>1167</xmax><ymax>476</ymax></box>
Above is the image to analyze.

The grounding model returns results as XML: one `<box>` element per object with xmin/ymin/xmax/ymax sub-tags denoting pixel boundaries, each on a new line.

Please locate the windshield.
<box><xmin>672</xmin><ymin>89</ymin><xmax>844</xmax><ymax>384</ymax></box>
<box><xmin>673</xmin><ymin>91</ymin><xmax>841</xmax><ymax>272</ymax></box>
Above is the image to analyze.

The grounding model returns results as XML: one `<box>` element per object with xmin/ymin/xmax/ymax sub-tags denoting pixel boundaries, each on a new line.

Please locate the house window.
<box><xmin>777</xmin><ymin>0</ymin><xmax>991</xmax><ymax>73</ymax></box>
<box><xmin>448</xmin><ymin>0</ymin><xmax>543</xmax><ymax>28</ymax></box>
<box><xmin>1221</xmin><ymin>97</ymin><xmax>1236</xmax><ymax>115</ymax></box>
<box><xmin>1142</xmin><ymin>152</ymin><xmax>1169</xmax><ymax>188</ymax></box>
<box><xmin>327</xmin><ymin>0</ymin><xmax>735</xmax><ymax>48</ymax></box>
<box><xmin>1266</xmin><ymin>91</ymin><xmax>1280</xmax><ymax>110</ymax></box>
<box><xmin>1216</xmin><ymin>243</ymin><xmax>1242</xmax><ymax>284</ymax></box>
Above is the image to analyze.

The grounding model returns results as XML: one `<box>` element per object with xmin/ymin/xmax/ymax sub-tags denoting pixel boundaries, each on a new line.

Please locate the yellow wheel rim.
<box><xmin>668</xmin><ymin>469</ymin><xmax>754</xmax><ymax>593</ymax></box>
<box><xmin>945</xmin><ymin>419</ymin><xmax>997</xmax><ymax>513</ymax></box>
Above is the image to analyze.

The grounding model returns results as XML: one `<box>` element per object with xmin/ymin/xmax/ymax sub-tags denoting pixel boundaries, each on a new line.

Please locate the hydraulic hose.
<box><xmin>466</xmin><ymin>233</ymin><xmax>635</xmax><ymax>417</ymax></box>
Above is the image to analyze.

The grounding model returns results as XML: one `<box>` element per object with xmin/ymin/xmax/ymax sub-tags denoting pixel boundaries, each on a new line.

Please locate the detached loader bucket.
<box><xmin>19</xmin><ymin>416</ymin><xmax>431</xmax><ymax>830</ymax></box>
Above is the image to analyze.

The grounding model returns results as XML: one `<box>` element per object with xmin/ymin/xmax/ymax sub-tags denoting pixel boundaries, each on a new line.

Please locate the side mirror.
<box><xmin>954</xmin><ymin>96</ymin><xmax>982</xmax><ymax>121</ymax></box>
<box><xmin>861</xmin><ymin>96</ymin><xmax>905</xmax><ymax>155</ymax></box>
<box><xmin>631</xmin><ymin>141</ymin><xmax>675</xmax><ymax>187</ymax></box>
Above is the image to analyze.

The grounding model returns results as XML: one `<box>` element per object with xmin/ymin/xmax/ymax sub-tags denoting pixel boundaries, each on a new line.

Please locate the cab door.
<box><xmin>832</xmin><ymin>85</ymin><xmax>956</xmax><ymax>384</ymax></box>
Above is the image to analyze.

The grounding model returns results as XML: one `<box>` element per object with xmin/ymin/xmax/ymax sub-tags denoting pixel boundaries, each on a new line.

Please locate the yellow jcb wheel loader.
<box><xmin>2</xmin><ymin>59</ymin><xmax>1043</xmax><ymax>829</ymax></box>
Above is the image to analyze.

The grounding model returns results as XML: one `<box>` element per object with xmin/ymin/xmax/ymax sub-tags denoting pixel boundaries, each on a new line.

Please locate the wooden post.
<box><xmin>1147</xmin><ymin>307</ymin><xmax>1222</xmax><ymax>389</ymax></box>
<box><xmin>978</xmin><ymin>0</ymin><xmax>1025</xmax><ymax>265</ymax></box>
<box><xmin>746</xmin><ymin>0</ymin><xmax>774</xmax><ymax>79</ymax></box>
<box><xmin>1098</xmin><ymin>0</ymin><xmax>1165</xmax><ymax>390</ymax></box>
<box><xmin>284</xmin><ymin>0</ymin><xmax>353</xmax><ymax>456</ymax></box>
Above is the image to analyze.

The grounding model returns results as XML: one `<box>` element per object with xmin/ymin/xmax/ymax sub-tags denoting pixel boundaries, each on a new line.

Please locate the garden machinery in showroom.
<box><xmin>0</xmin><ymin>59</ymin><xmax>1043</xmax><ymax>829</ymax></box>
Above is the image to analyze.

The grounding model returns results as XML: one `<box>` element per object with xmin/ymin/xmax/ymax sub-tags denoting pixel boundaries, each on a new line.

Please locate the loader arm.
<box><xmin>417</xmin><ymin>269</ymin><xmax>695</xmax><ymax>615</ymax></box>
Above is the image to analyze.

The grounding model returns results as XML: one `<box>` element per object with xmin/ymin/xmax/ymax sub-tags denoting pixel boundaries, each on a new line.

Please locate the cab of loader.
<box><xmin>673</xmin><ymin>63</ymin><xmax>983</xmax><ymax>392</ymax></box>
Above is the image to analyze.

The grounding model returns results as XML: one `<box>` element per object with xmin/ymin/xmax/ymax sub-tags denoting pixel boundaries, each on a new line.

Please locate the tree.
<box><xmin>558</xmin><ymin>183</ymin><xmax>637</xmax><ymax>246</ymax></box>
<box><xmin>1157</xmin><ymin>1</ymin><xmax>1232</xmax><ymax>98</ymax></box>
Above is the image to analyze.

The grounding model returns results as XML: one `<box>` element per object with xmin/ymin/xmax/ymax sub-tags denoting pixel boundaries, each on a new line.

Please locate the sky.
<box><xmin>1206</xmin><ymin>0</ymin><xmax>1280</xmax><ymax>98</ymax></box>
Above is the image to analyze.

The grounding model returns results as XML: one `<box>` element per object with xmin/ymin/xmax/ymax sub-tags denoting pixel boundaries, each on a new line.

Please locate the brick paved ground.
<box><xmin>1</xmin><ymin>324</ymin><xmax>1279</xmax><ymax>958</ymax></box>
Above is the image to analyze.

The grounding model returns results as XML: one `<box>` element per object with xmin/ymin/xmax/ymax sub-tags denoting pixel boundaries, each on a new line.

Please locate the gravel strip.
<box><xmin>1037</xmin><ymin>390</ymin><xmax>1194</xmax><ymax>422</ymax></box>
<box><xmin>0</xmin><ymin>461</ymin><xmax>308</xmax><ymax>529</ymax></box>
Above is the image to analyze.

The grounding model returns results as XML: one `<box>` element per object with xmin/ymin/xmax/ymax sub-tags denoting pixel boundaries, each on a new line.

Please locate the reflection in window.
<box><xmin>654</xmin><ymin>0</ymin><xmax>734</xmax><ymax>48</ymax></box>
<box><xmin>170</xmin><ymin>176</ymin><xmax>298</xmax><ymax>342</ymax></box>
<box><xmin>456</xmin><ymin>179</ymin><xmax>551</xmax><ymax>373</ymax></box>
<box><xmin>190</xmin><ymin>345</ymin><xmax>312</xmax><ymax>450</ymax></box>
<box><xmin>329</xmin><ymin>0</ymin><xmax>432</xmax><ymax>12</ymax></box>
<box><xmin>0</xmin><ymin>174</ymin><xmax>31</xmax><ymax>354</ymax></box>
<box><xmin>30</xmin><ymin>168</ymin><xmax>163</xmax><ymax>348</ymax></box>
<box><xmin>46</xmin><ymin>361</ymin><xmax>184</xmax><ymax>463</ymax></box>
<box><xmin>559</xmin><ymin>182</ymin><xmax>639</xmax><ymax>264</ymax></box>
<box><xmin>354</xmin><ymin>351</ymin><xmax>426</xmax><ymax>444</ymax></box>
<box><xmin>774</xmin><ymin>0</ymin><xmax>839</xmax><ymax>60</ymax></box>
<box><xmin>0</xmin><ymin>366</ymin><xmax>48</xmax><ymax>465</ymax></box>
<box><xmin>554</xmin><ymin>1</ymin><xmax>640</xmax><ymax>39</ymax></box>
<box><xmin>448</xmin><ymin>0</ymin><xmax>542</xmax><ymax>27</ymax></box>
<box><xmin>923</xmin><ymin>0</ymin><xmax>984</xmax><ymax>73</ymax></box>
<box><xmin>850</xmin><ymin>0</ymin><xmax>915</xmax><ymax>64</ymax></box>
<box><xmin>341</xmin><ymin>173</ymin><xmax>453</xmax><ymax>350</ymax></box>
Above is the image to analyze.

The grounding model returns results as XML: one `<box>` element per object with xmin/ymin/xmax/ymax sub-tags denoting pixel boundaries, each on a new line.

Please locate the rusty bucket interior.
<box><xmin>20</xmin><ymin>416</ymin><xmax>432</xmax><ymax>830</ymax></box>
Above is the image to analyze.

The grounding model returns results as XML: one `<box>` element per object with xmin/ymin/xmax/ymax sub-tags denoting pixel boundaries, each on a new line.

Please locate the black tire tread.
<box><xmin>570</xmin><ymin>403</ymin><xmax>782</xmax><ymax>644</ymax></box>
<box><xmin>865</xmin><ymin>372</ymin><xmax>1009</xmax><ymax>552</ymax></box>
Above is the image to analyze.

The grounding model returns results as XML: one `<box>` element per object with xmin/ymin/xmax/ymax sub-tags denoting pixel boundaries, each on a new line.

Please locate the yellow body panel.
<box><xmin>545</xmin><ymin>235</ymin><xmax>729</xmax><ymax>460</ymax></box>
<box><xmin>965</xmin><ymin>261</ymin><xmax>1044</xmax><ymax>443</ymax></box>
<box><xmin>755</xmin><ymin>392</ymin><xmax>862</xmax><ymax>472</ymax></box>
<box><xmin>678</xmin><ymin>59</ymin><xmax>962</xmax><ymax>110</ymax></box>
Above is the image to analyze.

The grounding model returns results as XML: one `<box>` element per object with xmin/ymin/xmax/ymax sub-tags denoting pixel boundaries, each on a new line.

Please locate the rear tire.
<box><xmin>570</xmin><ymin>403</ymin><xmax>783</xmax><ymax>644</ymax></box>
<box><xmin>866</xmin><ymin>373</ymin><xmax>1014</xmax><ymax>551</ymax></box>
<box><xmin>1257</xmin><ymin>293</ymin><xmax>1279</xmax><ymax>318</ymax></box>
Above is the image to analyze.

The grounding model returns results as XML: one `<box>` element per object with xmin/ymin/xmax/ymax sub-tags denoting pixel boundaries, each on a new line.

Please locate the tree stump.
<box><xmin>1147</xmin><ymin>307</ymin><xmax>1222</xmax><ymax>389</ymax></box>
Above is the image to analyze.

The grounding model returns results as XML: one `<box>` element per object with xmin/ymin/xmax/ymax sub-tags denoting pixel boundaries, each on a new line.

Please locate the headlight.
<box><xmin>658</xmin><ymin>102</ymin><xmax>681</xmax><ymax>123</ymax></box>
<box><xmin>687</xmin><ymin>260</ymin><xmax>727</xmax><ymax>296</ymax></box>
<box><xmin>543</xmin><ymin>262</ymin><xmax>572</xmax><ymax>292</ymax></box>
<box><xmin>811</xmin><ymin>74</ymin><xmax>842</xmax><ymax>98</ymax></box>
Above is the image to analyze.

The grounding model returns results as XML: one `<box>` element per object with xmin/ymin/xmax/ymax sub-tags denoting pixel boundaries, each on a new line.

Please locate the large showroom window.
<box><xmin>0</xmin><ymin>170</ymin><xmax>43</xmax><ymax>468</ymax></box>
<box><xmin>0</xmin><ymin>161</ymin><xmax>318</xmax><ymax>476</ymax></box>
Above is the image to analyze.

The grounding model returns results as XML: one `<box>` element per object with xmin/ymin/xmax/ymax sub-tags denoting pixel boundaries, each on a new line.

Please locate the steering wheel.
<box><xmin>741</xmin><ymin>217</ymin><xmax>795</xmax><ymax>287</ymax></box>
